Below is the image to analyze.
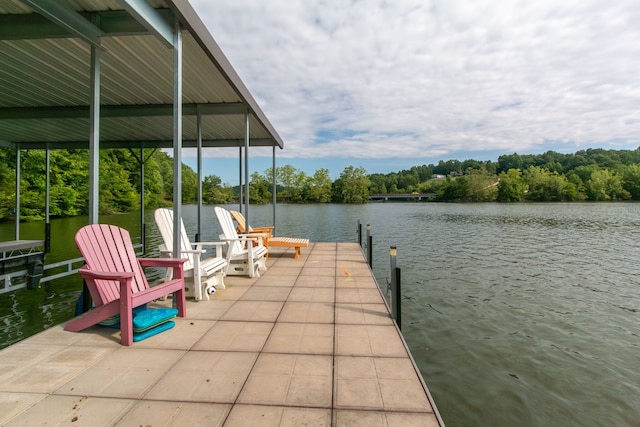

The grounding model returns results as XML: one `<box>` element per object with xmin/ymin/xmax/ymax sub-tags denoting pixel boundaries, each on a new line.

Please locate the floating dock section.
<box><xmin>0</xmin><ymin>242</ymin><xmax>443</xmax><ymax>426</ymax></box>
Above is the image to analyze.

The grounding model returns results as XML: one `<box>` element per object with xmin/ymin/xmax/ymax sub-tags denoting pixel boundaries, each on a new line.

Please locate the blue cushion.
<box><xmin>133</xmin><ymin>320</ymin><xmax>175</xmax><ymax>342</ymax></box>
<box><xmin>132</xmin><ymin>308</ymin><xmax>178</xmax><ymax>332</ymax></box>
<box><xmin>99</xmin><ymin>304</ymin><xmax>148</xmax><ymax>328</ymax></box>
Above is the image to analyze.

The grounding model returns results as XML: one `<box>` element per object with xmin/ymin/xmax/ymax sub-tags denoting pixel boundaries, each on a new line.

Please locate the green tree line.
<box><xmin>2</xmin><ymin>147</ymin><xmax>640</xmax><ymax>222</ymax></box>
<box><xmin>0</xmin><ymin>148</ymin><xmax>198</xmax><ymax>222</ymax></box>
<box><xmin>0</xmin><ymin>147</ymin><xmax>372</xmax><ymax>222</ymax></box>
<box><xmin>415</xmin><ymin>148</ymin><xmax>640</xmax><ymax>202</ymax></box>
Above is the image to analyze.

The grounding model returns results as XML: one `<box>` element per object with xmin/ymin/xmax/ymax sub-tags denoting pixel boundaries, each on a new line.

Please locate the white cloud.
<box><xmin>191</xmin><ymin>0</ymin><xmax>640</xmax><ymax>162</ymax></box>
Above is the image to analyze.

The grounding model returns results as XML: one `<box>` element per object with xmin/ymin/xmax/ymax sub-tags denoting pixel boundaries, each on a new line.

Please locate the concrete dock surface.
<box><xmin>0</xmin><ymin>242</ymin><xmax>443</xmax><ymax>426</ymax></box>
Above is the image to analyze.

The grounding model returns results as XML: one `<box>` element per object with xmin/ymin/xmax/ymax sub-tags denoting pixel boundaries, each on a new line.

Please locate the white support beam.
<box><xmin>244</xmin><ymin>112</ymin><xmax>250</xmax><ymax>234</ymax></box>
<box><xmin>88</xmin><ymin>45</ymin><xmax>101</xmax><ymax>224</ymax></box>
<box><xmin>272</xmin><ymin>144</ymin><xmax>277</xmax><ymax>234</ymax></box>
<box><xmin>172</xmin><ymin>20</ymin><xmax>183</xmax><ymax>259</ymax></box>
<box><xmin>196</xmin><ymin>106</ymin><xmax>203</xmax><ymax>240</ymax></box>
<box><xmin>0</xmin><ymin>9</ymin><xmax>175</xmax><ymax>41</ymax></box>
<box><xmin>117</xmin><ymin>0</ymin><xmax>173</xmax><ymax>48</ymax></box>
<box><xmin>15</xmin><ymin>144</ymin><xmax>20</xmax><ymax>239</ymax></box>
<box><xmin>0</xmin><ymin>103</ymin><xmax>248</xmax><ymax>120</ymax></box>
<box><xmin>8</xmin><ymin>138</ymin><xmax>277</xmax><ymax>150</ymax></box>
<box><xmin>21</xmin><ymin>0</ymin><xmax>103</xmax><ymax>48</ymax></box>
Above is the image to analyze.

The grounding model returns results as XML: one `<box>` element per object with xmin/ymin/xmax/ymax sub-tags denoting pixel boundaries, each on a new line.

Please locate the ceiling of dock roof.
<box><xmin>0</xmin><ymin>0</ymin><xmax>284</xmax><ymax>150</ymax></box>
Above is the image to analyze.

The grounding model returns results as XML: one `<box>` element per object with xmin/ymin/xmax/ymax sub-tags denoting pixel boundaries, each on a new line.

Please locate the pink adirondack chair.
<box><xmin>64</xmin><ymin>224</ymin><xmax>187</xmax><ymax>346</ymax></box>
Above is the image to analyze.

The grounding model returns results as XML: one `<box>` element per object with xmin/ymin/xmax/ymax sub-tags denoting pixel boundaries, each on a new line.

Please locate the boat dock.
<box><xmin>0</xmin><ymin>242</ymin><xmax>443</xmax><ymax>426</ymax></box>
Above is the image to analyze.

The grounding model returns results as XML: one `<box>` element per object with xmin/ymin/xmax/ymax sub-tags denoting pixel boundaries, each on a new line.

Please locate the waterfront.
<box><xmin>1</xmin><ymin>203</ymin><xmax>639</xmax><ymax>426</ymax></box>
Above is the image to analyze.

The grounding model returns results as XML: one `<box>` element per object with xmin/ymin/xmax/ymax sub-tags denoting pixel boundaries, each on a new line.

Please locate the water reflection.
<box><xmin>1</xmin><ymin>202</ymin><xmax>639</xmax><ymax>426</ymax></box>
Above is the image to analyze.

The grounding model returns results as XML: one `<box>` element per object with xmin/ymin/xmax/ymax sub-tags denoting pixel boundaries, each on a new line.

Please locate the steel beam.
<box><xmin>0</xmin><ymin>9</ymin><xmax>174</xmax><ymax>40</ymax></box>
<box><xmin>88</xmin><ymin>45</ymin><xmax>100</xmax><ymax>224</ymax></box>
<box><xmin>272</xmin><ymin>144</ymin><xmax>277</xmax><ymax>235</ymax></box>
<box><xmin>117</xmin><ymin>0</ymin><xmax>174</xmax><ymax>48</ymax></box>
<box><xmin>196</xmin><ymin>106</ymin><xmax>203</xmax><ymax>240</ymax></box>
<box><xmin>172</xmin><ymin>21</ymin><xmax>183</xmax><ymax>259</ymax></box>
<box><xmin>1</xmin><ymin>138</ymin><xmax>276</xmax><ymax>150</ymax></box>
<box><xmin>15</xmin><ymin>144</ymin><xmax>20</xmax><ymax>239</ymax></box>
<box><xmin>238</xmin><ymin>146</ymin><xmax>243</xmax><ymax>214</ymax></box>
<box><xmin>244</xmin><ymin>112</ymin><xmax>250</xmax><ymax>233</ymax></box>
<box><xmin>0</xmin><ymin>103</ymin><xmax>248</xmax><ymax>119</ymax></box>
<box><xmin>21</xmin><ymin>0</ymin><xmax>103</xmax><ymax>48</ymax></box>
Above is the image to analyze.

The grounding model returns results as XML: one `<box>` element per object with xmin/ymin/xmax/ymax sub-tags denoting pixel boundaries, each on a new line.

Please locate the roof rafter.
<box><xmin>4</xmin><ymin>138</ymin><xmax>276</xmax><ymax>150</ymax></box>
<box><xmin>0</xmin><ymin>103</ymin><xmax>248</xmax><ymax>120</ymax></box>
<box><xmin>117</xmin><ymin>0</ymin><xmax>174</xmax><ymax>48</ymax></box>
<box><xmin>20</xmin><ymin>0</ymin><xmax>103</xmax><ymax>48</ymax></box>
<box><xmin>0</xmin><ymin>9</ymin><xmax>175</xmax><ymax>41</ymax></box>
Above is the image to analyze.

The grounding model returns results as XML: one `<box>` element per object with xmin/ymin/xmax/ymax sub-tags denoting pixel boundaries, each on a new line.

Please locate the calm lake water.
<box><xmin>1</xmin><ymin>202</ymin><xmax>639</xmax><ymax>426</ymax></box>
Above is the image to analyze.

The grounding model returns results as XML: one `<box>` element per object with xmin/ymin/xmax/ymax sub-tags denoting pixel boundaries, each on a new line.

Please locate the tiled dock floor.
<box><xmin>0</xmin><ymin>242</ymin><xmax>443</xmax><ymax>426</ymax></box>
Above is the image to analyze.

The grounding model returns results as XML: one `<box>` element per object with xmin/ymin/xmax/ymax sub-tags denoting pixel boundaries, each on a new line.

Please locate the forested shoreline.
<box><xmin>1</xmin><ymin>147</ymin><xmax>640</xmax><ymax>222</ymax></box>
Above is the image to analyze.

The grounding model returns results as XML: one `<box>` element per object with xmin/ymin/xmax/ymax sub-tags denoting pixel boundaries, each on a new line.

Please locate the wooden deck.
<box><xmin>0</xmin><ymin>242</ymin><xmax>443</xmax><ymax>426</ymax></box>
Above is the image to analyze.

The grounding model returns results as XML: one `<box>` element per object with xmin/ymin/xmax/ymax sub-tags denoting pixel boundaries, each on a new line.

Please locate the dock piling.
<box><xmin>366</xmin><ymin>224</ymin><xmax>372</xmax><ymax>268</ymax></box>
<box><xmin>390</xmin><ymin>246</ymin><xmax>401</xmax><ymax>329</ymax></box>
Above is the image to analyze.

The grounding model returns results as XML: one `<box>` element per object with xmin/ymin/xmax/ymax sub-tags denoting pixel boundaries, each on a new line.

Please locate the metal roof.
<box><xmin>0</xmin><ymin>0</ymin><xmax>284</xmax><ymax>150</ymax></box>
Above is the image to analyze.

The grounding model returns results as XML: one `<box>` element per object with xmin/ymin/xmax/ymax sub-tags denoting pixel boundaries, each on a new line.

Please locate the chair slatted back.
<box><xmin>154</xmin><ymin>208</ymin><xmax>195</xmax><ymax>269</ymax></box>
<box><xmin>75</xmin><ymin>224</ymin><xmax>149</xmax><ymax>305</ymax></box>
<box><xmin>215</xmin><ymin>207</ymin><xmax>244</xmax><ymax>255</ymax></box>
<box><xmin>229</xmin><ymin>210</ymin><xmax>251</xmax><ymax>233</ymax></box>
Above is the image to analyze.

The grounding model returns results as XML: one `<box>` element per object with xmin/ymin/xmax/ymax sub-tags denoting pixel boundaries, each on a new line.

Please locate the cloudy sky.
<box><xmin>188</xmin><ymin>0</ymin><xmax>640</xmax><ymax>184</ymax></box>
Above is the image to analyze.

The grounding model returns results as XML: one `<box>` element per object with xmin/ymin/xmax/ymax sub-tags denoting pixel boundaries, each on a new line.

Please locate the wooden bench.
<box><xmin>228</xmin><ymin>210</ymin><xmax>309</xmax><ymax>260</ymax></box>
<box><xmin>264</xmin><ymin>237</ymin><xmax>309</xmax><ymax>259</ymax></box>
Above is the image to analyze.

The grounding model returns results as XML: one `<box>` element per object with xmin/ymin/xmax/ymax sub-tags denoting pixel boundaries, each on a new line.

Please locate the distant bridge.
<box><xmin>369</xmin><ymin>193</ymin><xmax>437</xmax><ymax>201</ymax></box>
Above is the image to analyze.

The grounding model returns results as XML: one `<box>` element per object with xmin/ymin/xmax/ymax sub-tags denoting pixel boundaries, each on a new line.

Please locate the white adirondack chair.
<box><xmin>154</xmin><ymin>208</ymin><xmax>227</xmax><ymax>301</ymax></box>
<box><xmin>214</xmin><ymin>207</ymin><xmax>268</xmax><ymax>277</ymax></box>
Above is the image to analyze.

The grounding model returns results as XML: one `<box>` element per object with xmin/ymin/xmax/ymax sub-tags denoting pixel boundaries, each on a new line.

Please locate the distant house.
<box><xmin>450</xmin><ymin>171</ymin><xmax>463</xmax><ymax>177</ymax></box>
<box><xmin>431</xmin><ymin>174</ymin><xmax>446</xmax><ymax>180</ymax></box>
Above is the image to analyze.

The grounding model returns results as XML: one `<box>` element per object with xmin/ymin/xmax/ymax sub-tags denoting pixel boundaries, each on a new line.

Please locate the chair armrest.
<box><xmin>192</xmin><ymin>241</ymin><xmax>227</xmax><ymax>253</ymax></box>
<box><xmin>245</xmin><ymin>233</ymin><xmax>268</xmax><ymax>238</ymax></box>
<box><xmin>176</xmin><ymin>249</ymin><xmax>206</xmax><ymax>254</ymax></box>
<box><xmin>238</xmin><ymin>233</ymin><xmax>264</xmax><ymax>245</ymax></box>
<box><xmin>193</xmin><ymin>241</ymin><xmax>226</xmax><ymax>247</ymax></box>
<box><xmin>221</xmin><ymin>236</ymin><xmax>256</xmax><ymax>242</ymax></box>
<box><xmin>139</xmin><ymin>258</ymin><xmax>187</xmax><ymax>281</ymax></box>
<box><xmin>78</xmin><ymin>268</ymin><xmax>135</xmax><ymax>280</ymax></box>
<box><xmin>159</xmin><ymin>248</ymin><xmax>204</xmax><ymax>257</ymax></box>
<box><xmin>252</xmin><ymin>226</ymin><xmax>274</xmax><ymax>236</ymax></box>
<box><xmin>138</xmin><ymin>258</ymin><xmax>188</xmax><ymax>268</ymax></box>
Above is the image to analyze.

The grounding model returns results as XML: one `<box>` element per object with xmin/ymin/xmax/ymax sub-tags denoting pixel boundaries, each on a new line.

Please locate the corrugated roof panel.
<box><xmin>0</xmin><ymin>117</ymin><xmax>89</xmax><ymax>142</ymax></box>
<box><xmin>197</xmin><ymin>115</ymin><xmax>271</xmax><ymax>140</ymax></box>
<box><xmin>200</xmin><ymin>115</ymin><xmax>245</xmax><ymax>140</ymax></box>
<box><xmin>0</xmin><ymin>0</ymin><xmax>284</xmax><ymax>149</ymax></box>
<box><xmin>182</xmin><ymin>34</ymin><xmax>242</xmax><ymax>104</ymax></box>
<box><xmin>100</xmin><ymin>35</ymin><xmax>174</xmax><ymax>105</ymax></box>
<box><xmin>248</xmin><ymin>115</ymin><xmax>272</xmax><ymax>139</ymax></box>
<box><xmin>101</xmin><ymin>116</ymin><xmax>172</xmax><ymax>140</ymax></box>
<box><xmin>0</xmin><ymin>0</ymin><xmax>32</xmax><ymax>14</ymax></box>
<box><xmin>0</xmin><ymin>38</ymin><xmax>90</xmax><ymax>108</ymax></box>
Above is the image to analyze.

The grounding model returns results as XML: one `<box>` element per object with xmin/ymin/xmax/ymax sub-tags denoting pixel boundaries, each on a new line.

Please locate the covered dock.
<box><xmin>0</xmin><ymin>244</ymin><xmax>443</xmax><ymax>426</ymax></box>
<box><xmin>0</xmin><ymin>1</ymin><xmax>444</xmax><ymax>425</ymax></box>
<box><xmin>0</xmin><ymin>0</ymin><xmax>283</xmax><ymax>258</ymax></box>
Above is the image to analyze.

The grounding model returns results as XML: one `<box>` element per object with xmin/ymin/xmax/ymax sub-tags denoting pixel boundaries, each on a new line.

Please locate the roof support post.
<box><xmin>139</xmin><ymin>146</ymin><xmax>145</xmax><ymax>253</ymax></box>
<box><xmin>88</xmin><ymin>45</ymin><xmax>100</xmax><ymax>224</ymax></box>
<box><xmin>196</xmin><ymin>106</ymin><xmax>203</xmax><ymax>242</ymax></box>
<box><xmin>45</xmin><ymin>144</ymin><xmax>51</xmax><ymax>253</ymax></box>
<box><xmin>244</xmin><ymin>112</ymin><xmax>250</xmax><ymax>235</ymax></box>
<box><xmin>272</xmin><ymin>144</ymin><xmax>277</xmax><ymax>235</ymax></box>
<box><xmin>14</xmin><ymin>144</ymin><xmax>20</xmax><ymax>239</ymax></box>
<box><xmin>172</xmin><ymin>20</ymin><xmax>183</xmax><ymax>259</ymax></box>
<box><xmin>238</xmin><ymin>146</ymin><xmax>243</xmax><ymax>214</ymax></box>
